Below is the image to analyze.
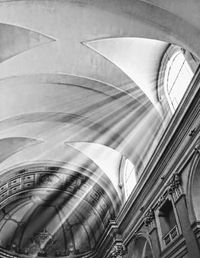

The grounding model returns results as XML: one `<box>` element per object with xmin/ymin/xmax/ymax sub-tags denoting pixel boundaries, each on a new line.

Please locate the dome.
<box><xmin>0</xmin><ymin>197</ymin><xmax>93</xmax><ymax>257</ymax></box>
<box><xmin>0</xmin><ymin>165</ymin><xmax>119</xmax><ymax>258</ymax></box>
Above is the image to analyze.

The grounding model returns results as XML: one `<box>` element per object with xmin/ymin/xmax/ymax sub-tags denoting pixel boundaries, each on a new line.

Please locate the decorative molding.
<box><xmin>144</xmin><ymin>209</ymin><xmax>154</xmax><ymax>225</ymax></box>
<box><xmin>155</xmin><ymin>173</ymin><xmax>183</xmax><ymax>208</ymax></box>
<box><xmin>95</xmin><ymin>219</ymin><xmax>128</xmax><ymax>258</ymax></box>
<box><xmin>168</xmin><ymin>173</ymin><xmax>183</xmax><ymax>202</ymax></box>
<box><xmin>189</xmin><ymin>127</ymin><xmax>197</xmax><ymax>137</ymax></box>
<box><xmin>194</xmin><ymin>144</ymin><xmax>200</xmax><ymax>154</ymax></box>
<box><xmin>109</xmin><ymin>243</ymin><xmax>127</xmax><ymax>258</ymax></box>
<box><xmin>33</xmin><ymin>228</ymin><xmax>54</xmax><ymax>246</ymax></box>
<box><xmin>143</xmin><ymin>209</ymin><xmax>156</xmax><ymax>233</ymax></box>
<box><xmin>157</xmin><ymin>191</ymin><xmax>168</xmax><ymax>208</ymax></box>
<box><xmin>24</xmin><ymin>228</ymin><xmax>54</xmax><ymax>256</ymax></box>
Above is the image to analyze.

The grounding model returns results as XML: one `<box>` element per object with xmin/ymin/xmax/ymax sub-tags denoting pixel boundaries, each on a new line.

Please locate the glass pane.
<box><xmin>124</xmin><ymin>159</ymin><xmax>137</xmax><ymax>199</ymax></box>
<box><xmin>165</xmin><ymin>51</ymin><xmax>194</xmax><ymax>112</ymax></box>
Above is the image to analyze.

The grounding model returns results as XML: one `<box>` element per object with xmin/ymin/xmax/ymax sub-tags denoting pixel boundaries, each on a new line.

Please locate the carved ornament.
<box><xmin>144</xmin><ymin>209</ymin><xmax>154</xmax><ymax>226</ymax></box>
<box><xmin>110</xmin><ymin>243</ymin><xmax>127</xmax><ymax>258</ymax></box>
<box><xmin>168</xmin><ymin>173</ymin><xmax>183</xmax><ymax>201</ymax></box>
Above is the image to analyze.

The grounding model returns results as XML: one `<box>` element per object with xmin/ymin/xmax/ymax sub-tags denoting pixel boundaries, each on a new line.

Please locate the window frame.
<box><xmin>155</xmin><ymin>196</ymin><xmax>181</xmax><ymax>250</ymax></box>
<box><xmin>157</xmin><ymin>44</ymin><xmax>198</xmax><ymax>115</ymax></box>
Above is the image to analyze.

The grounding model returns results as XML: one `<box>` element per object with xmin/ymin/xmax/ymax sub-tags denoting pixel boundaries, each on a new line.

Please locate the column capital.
<box><xmin>144</xmin><ymin>209</ymin><xmax>156</xmax><ymax>233</ymax></box>
<box><xmin>168</xmin><ymin>173</ymin><xmax>183</xmax><ymax>202</ymax></box>
<box><xmin>110</xmin><ymin>243</ymin><xmax>127</xmax><ymax>258</ymax></box>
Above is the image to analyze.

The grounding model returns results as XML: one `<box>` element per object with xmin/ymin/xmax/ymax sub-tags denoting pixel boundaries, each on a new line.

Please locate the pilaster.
<box><xmin>169</xmin><ymin>173</ymin><xmax>200</xmax><ymax>257</ymax></box>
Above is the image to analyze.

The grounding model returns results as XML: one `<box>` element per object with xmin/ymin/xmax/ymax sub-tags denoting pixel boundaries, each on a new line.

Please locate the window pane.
<box><xmin>165</xmin><ymin>51</ymin><xmax>194</xmax><ymax>112</ymax></box>
<box><xmin>124</xmin><ymin>159</ymin><xmax>137</xmax><ymax>198</ymax></box>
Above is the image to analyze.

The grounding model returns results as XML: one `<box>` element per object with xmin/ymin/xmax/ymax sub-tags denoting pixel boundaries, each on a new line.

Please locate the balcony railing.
<box><xmin>163</xmin><ymin>225</ymin><xmax>179</xmax><ymax>247</ymax></box>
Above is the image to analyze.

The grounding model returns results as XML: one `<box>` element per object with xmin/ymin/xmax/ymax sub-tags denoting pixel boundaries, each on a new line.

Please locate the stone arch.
<box><xmin>186</xmin><ymin>149</ymin><xmax>200</xmax><ymax>223</ymax></box>
<box><xmin>127</xmin><ymin>232</ymin><xmax>154</xmax><ymax>258</ymax></box>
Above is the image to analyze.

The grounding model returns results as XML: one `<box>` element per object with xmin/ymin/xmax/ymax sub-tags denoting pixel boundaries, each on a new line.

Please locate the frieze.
<box><xmin>0</xmin><ymin>170</ymin><xmax>90</xmax><ymax>204</ymax></box>
<box><xmin>0</xmin><ymin>167</ymin><xmax>115</xmax><ymax>226</ymax></box>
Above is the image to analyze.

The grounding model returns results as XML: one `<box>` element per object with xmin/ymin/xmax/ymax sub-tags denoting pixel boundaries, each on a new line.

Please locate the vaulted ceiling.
<box><xmin>0</xmin><ymin>0</ymin><xmax>199</xmax><ymax>257</ymax></box>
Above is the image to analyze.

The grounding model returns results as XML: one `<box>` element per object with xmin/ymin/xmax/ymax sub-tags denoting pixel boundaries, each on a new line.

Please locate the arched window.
<box><xmin>164</xmin><ymin>49</ymin><xmax>194</xmax><ymax>112</ymax></box>
<box><xmin>157</xmin><ymin>45</ymin><xmax>199</xmax><ymax>115</ymax></box>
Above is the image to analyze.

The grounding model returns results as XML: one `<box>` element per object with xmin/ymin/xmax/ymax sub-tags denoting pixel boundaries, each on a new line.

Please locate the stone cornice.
<box><xmin>95</xmin><ymin>220</ymin><xmax>119</xmax><ymax>258</ymax></box>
